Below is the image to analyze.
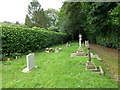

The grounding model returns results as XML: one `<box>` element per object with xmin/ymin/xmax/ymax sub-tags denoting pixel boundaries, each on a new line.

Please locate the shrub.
<box><xmin>48</xmin><ymin>26</ymin><xmax>59</xmax><ymax>32</ymax></box>
<box><xmin>88</xmin><ymin>32</ymin><xmax>119</xmax><ymax>49</ymax></box>
<box><xmin>1</xmin><ymin>25</ymin><xmax>68</xmax><ymax>59</ymax></box>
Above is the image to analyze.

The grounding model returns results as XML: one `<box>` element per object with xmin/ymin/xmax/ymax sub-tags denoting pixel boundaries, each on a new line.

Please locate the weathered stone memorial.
<box><xmin>66</xmin><ymin>42</ymin><xmax>69</xmax><ymax>47</ymax></box>
<box><xmin>86</xmin><ymin>46</ymin><xmax>104</xmax><ymax>75</ymax></box>
<box><xmin>79</xmin><ymin>34</ymin><xmax>82</xmax><ymax>48</ymax></box>
<box><xmin>76</xmin><ymin>48</ymin><xmax>86</xmax><ymax>56</ymax></box>
<box><xmin>71</xmin><ymin>49</ymin><xmax>86</xmax><ymax>57</ymax></box>
<box><xmin>86</xmin><ymin>46</ymin><xmax>96</xmax><ymax>70</ymax></box>
<box><xmin>85</xmin><ymin>41</ymin><xmax>89</xmax><ymax>47</ymax></box>
<box><xmin>71</xmin><ymin>34</ymin><xmax>87</xmax><ymax>57</ymax></box>
<box><xmin>22</xmin><ymin>53</ymin><xmax>37</xmax><ymax>72</ymax></box>
<box><xmin>66</xmin><ymin>42</ymin><xmax>70</xmax><ymax>47</ymax></box>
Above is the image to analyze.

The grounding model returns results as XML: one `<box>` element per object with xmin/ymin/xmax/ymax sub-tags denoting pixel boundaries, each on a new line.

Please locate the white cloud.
<box><xmin>0</xmin><ymin>0</ymin><xmax>64</xmax><ymax>24</ymax></box>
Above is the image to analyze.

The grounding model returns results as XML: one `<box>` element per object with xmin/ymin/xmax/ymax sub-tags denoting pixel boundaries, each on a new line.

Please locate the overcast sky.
<box><xmin>0</xmin><ymin>0</ymin><xmax>65</xmax><ymax>24</ymax></box>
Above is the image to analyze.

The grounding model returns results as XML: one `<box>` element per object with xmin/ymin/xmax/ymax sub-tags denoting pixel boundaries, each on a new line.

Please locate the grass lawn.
<box><xmin>2</xmin><ymin>42</ymin><xmax>118</xmax><ymax>88</ymax></box>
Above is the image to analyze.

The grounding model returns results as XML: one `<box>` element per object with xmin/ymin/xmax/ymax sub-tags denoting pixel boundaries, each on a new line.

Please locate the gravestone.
<box><xmin>22</xmin><ymin>53</ymin><xmax>37</xmax><ymax>72</ymax></box>
<box><xmin>76</xmin><ymin>48</ymin><xmax>86</xmax><ymax>56</ymax></box>
<box><xmin>85</xmin><ymin>41</ymin><xmax>89</xmax><ymax>47</ymax></box>
<box><xmin>86</xmin><ymin>47</ymin><xmax>104</xmax><ymax>75</ymax></box>
<box><xmin>71</xmin><ymin>48</ymin><xmax>86</xmax><ymax>57</ymax></box>
<box><xmin>79</xmin><ymin>34</ymin><xmax>82</xmax><ymax>48</ymax></box>
<box><xmin>66</xmin><ymin>42</ymin><xmax>69</xmax><ymax>47</ymax></box>
<box><xmin>66</xmin><ymin>42</ymin><xmax>70</xmax><ymax>47</ymax></box>
<box><xmin>86</xmin><ymin>46</ymin><xmax>96</xmax><ymax>70</ymax></box>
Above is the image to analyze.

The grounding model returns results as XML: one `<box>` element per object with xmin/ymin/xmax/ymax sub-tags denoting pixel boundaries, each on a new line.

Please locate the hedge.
<box><xmin>1</xmin><ymin>25</ymin><xmax>68</xmax><ymax>59</ymax></box>
<box><xmin>87</xmin><ymin>32</ymin><xmax>119</xmax><ymax>49</ymax></box>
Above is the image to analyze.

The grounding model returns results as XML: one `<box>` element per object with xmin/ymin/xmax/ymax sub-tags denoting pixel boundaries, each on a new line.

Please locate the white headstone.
<box><xmin>66</xmin><ymin>42</ymin><xmax>69</xmax><ymax>47</ymax></box>
<box><xmin>85</xmin><ymin>41</ymin><xmax>89</xmax><ymax>47</ymax></box>
<box><xmin>79</xmin><ymin>34</ymin><xmax>82</xmax><ymax>48</ymax></box>
<box><xmin>22</xmin><ymin>53</ymin><xmax>37</xmax><ymax>72</ymax></box>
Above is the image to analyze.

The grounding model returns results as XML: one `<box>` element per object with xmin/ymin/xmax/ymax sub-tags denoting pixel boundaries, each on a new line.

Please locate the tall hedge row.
<box><xmin>87</xmin><ymin>33</ymin><xmax>119</xmax><ymax>49</ymax></box>
<box><xmin>1</xmin><ymin>25</ymin><xmax>68</xmax><ymax>58</ymax></box>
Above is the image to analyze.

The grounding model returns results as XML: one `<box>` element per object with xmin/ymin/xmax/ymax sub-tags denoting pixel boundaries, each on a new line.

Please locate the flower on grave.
<box><xmin>45</xmin><ymin>48</ymin><xmax>49</xmax><ymax>51</ymax></box>
<box><xmin>59</xmin><ymin>48</ymin><xmax>62</xmax><ymax>50</ymax></box>
<box><xmin>49</xmin><ymin>48</ymin><xmax>53</xmax><ymax>50</ymax></box>
<box><xmin>48</xmin><ymin>48</ymin><xmax>55</xmax><ymax>52</ymax></box>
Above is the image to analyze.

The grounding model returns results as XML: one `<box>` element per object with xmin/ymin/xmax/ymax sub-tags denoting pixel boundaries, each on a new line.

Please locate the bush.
<box><xmin>1</xmin><ymin>25</ymin><xmax>68</xmax><ymax>59</ymax></box>
<box><xmin>48</xmin><ymin>26</ymin><xmax>59</xmax><ymax>32</ymax></box>
<box><xmin>96</xmin><ymin>33</ymin><xmax>119</xmax><ymax>49</ymax></box>
<box><xmin>87</xmin><ymin>32</ymin><xmax>119</xmax><ymax>49</ymax></box>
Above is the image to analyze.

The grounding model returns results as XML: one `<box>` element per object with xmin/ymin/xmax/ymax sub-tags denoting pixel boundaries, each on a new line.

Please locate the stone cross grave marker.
<box><xmin>79</xmin><ymin>34</ymin><xmax>82</xmax><ymax>48</ymax></box>
<box><xmin>22</xmin><ymin>53</ymin><xmax>37</xmax><ymax>72</ymax></box>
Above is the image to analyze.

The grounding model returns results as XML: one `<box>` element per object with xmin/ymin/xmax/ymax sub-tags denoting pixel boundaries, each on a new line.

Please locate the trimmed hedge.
<box><xmin>1</xmin><ymin>25</ymin><xmax>68</xmax><ymax>59</ymax></box>
<box><xmin>87</xmin><ymin>32</ymin><xmax>119</xmax><ymax>49</ymax></box>
<box><xmin>96</xmin><ymin>33</ymin><xmax>119</xmax><ymax>49</ymax></box>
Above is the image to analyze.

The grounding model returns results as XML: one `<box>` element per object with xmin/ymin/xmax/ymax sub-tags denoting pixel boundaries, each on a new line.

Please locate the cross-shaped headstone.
<box><xmin>79</xmin><ymin>34</ymin><xmax>82</xmax><ymax>48</ymax></box>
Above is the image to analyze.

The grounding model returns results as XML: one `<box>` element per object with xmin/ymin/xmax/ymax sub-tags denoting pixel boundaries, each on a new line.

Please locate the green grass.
<box><xmin>2</xmin><ymin>42</ymin><xmax>118</xmax><ymax>88</ymax></box>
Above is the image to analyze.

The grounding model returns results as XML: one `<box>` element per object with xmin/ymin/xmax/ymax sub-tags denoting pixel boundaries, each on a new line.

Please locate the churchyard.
<box><xmin>1</xmin><ymin>1</ymin><xmax>119</xmax><ymax>89</ymax></box>
<box><xmin>2</xmin><ymin>42</ymin><xmax>118</xmax><ymax>88</ymax></box>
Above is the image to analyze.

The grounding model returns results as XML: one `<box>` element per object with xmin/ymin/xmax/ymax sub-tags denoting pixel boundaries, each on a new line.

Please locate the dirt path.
<box><xmin>90</xmin><ymin>44</ymin><xmax>119</xmax><ymax>82</ymax></box>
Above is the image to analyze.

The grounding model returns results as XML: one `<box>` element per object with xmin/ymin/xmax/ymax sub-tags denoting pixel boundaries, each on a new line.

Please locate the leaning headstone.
<box><xmin>22</xmin><ymin>53</ymin><xmax>37</xmax><ymax>72</ymax></box>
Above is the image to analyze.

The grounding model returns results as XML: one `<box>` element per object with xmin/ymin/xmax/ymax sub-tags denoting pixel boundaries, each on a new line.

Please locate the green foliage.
<box><xmin>58</xmin><ymin>2</ymin><xmax>119</xmax><ymax>48</ymax></box>
<box><xmin>2</xmin><ymin>42</ymin><xmax>118</xmax><ymax>88</ymax></box>
<box><xmin>25</xmin><ymin>15</ymin><xmax>32</xmax><ymax>28</ymax></box>
<box><xmin>96</xmin><ymin>33</ymin><xmax>119</xmax><ymax>48</ymax></box>
<box><xmin>84</xmin><ymin>2</ymin><xmax>119</xmax><ymax>49</ymax></box>
<box><xmin>57</xmin><ymin>2</ymin><xmax>87</xmax><ymax>41</ymax></box>
<box><xmin>26</xmin><ymin>0</ymin><xmax>49</xmax><ymax>28</ymax></box>
<box><xmin>45</xmin><ymin>9</ymin><xmax>59</xmax><ymax>26</ymax></box>
<box><xmin>1</xmin><ymin>25</ymin><xmax>68</xmax><ymax>59</ymax></box>
<box><xmin>48</xmin><ymin>26</ymin><xmax>59</xmax><ymax>32</ymax></box>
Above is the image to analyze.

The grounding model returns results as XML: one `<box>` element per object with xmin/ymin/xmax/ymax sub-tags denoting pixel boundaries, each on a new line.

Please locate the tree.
<box><xmin>16</xmin><ymin>21</ymin><xmax>20</xmax><ymax>24</ymax></box>
<box><xmin>26</xmin><ymin>0</ymin><xmax>49</xmax><ymax>28</ymax></box>
<box><xmin>45</xmin><ymin>9</ymin><xmax>59</xmax><ymax>26</ymax></box>
<box><xmin>48</xmin><ymin>26</ymin><xmax>59</xmax><ymax>32</ymax></box>
<box><xmin>57</xmin><ymin>2</ymin><xmax>87</xmax><ymax>41</ymax></box>
<box><xmin>25</xmin><ymin>15</ymin><xmax>32</xmax><ymax>27</ymax></box>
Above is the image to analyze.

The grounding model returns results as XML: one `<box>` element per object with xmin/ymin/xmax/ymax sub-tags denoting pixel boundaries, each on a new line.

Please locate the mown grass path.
<box><xmin>2</xmin><ymin>42</ymin><xmax>118</xmax><ymax>88</ymax></box>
